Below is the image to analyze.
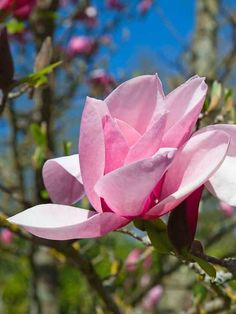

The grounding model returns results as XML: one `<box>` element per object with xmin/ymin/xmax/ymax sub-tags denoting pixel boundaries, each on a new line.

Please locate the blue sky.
<box><xmin>107</xmin><ymin>0</ymin><xmax>195</xmax><ymax>76</ymax></box>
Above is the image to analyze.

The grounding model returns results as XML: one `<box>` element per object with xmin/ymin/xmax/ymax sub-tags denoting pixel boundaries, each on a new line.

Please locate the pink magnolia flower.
<box><xmin>125</xmin><ymin>248</ymin><xmax>152</xmax><ymax>271</ymax></box>
<box><xmin>141</xmin><ymin>285</ymin><xmax>163</xmax><ymax>310</ymax></box>
<box><xmin>67</xmin><ymin>36</ymin><xmax>96</xmax><ymax>56</ymax></box>
<box><xmin>219</xmin><ymin>201</ymin><xmax>234</xmax><ymax>217</ymax></box>
<box><xmin>0</xmin><ymin>228</ymin><xmax>13</xmax><ymax>244</ymax></box>
<box><xmin>89</xmin><ymin>69</ymin><xmax>114</xmax><ymax>88</ymax></box>
<box><xmin>75</xmin><ymin>5</ymin><xmax>98</xmax><ymax>28</ymax></box>
<box><xmin>0</xmin><ymin>0</ymin><xmax>36</xmax><ymax>19</ymax></box>
<box><xmin>125</xmin><ymin>248</ymin><xmax>142</xmax><ymax>271</ymax></box>
<box><xmin>8</xmin><ymin>75</ymin><xmax>236</xmax><ymax>240</ymax></box>
<box><xmin>138</xmin><ymin>0</ymin><xmax>153</xmax><ymax>14</ymax></box>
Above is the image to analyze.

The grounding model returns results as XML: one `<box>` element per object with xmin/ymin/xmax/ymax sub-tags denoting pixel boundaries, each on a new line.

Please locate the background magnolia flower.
<box><xmin>67</xmin><ymin>36</ymin><xmax>96</xmax><ymax>56</ymax></box>
<box><xmin>8</xmin><ymin>75</ymin><xmax>236</xmax><ymax>240</ymax></box>
<box><xmin>0</xmin><ymin>0</ymin><xmax>36</xmax><ymax>19</ymax></box>
<box><xmin>138</xmin><ymin>0</ymin><xmax>153</xmax><ymax>14</ymax></box>
<box><xmin>141</xmin><ymin>285</ymin><xmax>163</xmax><ymax>310</ymax></box>
<box><xmin>219</xmin><ymin>201</ymin><xmax>234</xmax><ymax>217</ymax></box>
<box><xmin>0</xmin><ymin>228</ymin><xmax>13</xmax><ymax>244</ymax></box>
<box><xmin>125</xmin><ymin>248</ymin><xmax>152</xmax><ymax>271</ymax></box>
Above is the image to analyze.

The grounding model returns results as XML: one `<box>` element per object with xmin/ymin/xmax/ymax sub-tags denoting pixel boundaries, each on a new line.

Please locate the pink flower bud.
<box><xmin>0</xmin><ymin>27</ymin><xmax>14</xmax><ymax>91</ymax></box>
<box><xmin>1</xmin><ymin>229</ymin><xmax>13</xmax><ymax>244</ymax></box>
<box><xmin>0</xmin><ymin>0</ymin><xmax>36</xmax><ymax>19</ymax></box>
<box><xmin>89</xmin><ymin>69</ymin><xmax>114</xmax><ymax>87</ymax></box>
<box><xmin>67</xmin><ymin>36</ymin><xmax>96</xmax><ymax>56</ymax></box>
<box><xmin>142</xmin><ymin>285</ymin><xmax>163</xmax><ymax>310</ymax></box>
<box><xmin>125</xmin><ymin>248</ymin><xmax>142</xmax><ymax>271</ymax></box>
<box><xmin>219</xmin><ymin>201</ymin><xmax>234</xmax><ymax>217</ymax></box>
<box><xmin>138</xmin><ymin>0</ymin><xmax>153</xmax><ymax>14</ymax></box>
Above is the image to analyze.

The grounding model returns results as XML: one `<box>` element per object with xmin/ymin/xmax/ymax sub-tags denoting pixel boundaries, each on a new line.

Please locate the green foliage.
<box><xmin>189</xmin><ymin>254</ymin><xmax>216</xmax><ymax>278</ymax></box>
<box><xmin>6</xmin><ymin>19</ymin><xmax>25</xmax><ymax>34</ymax></box>
<box><xmin>30</xmin><ymin>123</ymin><xmax>47</xmax><ymax>169</ymax></box>
<box><xmin>145</xmin><ymin>219</ymin><xmax>173</xmax><ymax>254</ymax></box>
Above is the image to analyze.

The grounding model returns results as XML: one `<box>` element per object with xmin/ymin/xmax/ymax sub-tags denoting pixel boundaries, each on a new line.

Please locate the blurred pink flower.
<box><xmin>125</xmin><ymin>248</ymin><xmax>142</xmax><ymax>271</ymax></box>
<box><xmin>1</xmin><ymin>229</ymin><xmax>13</xmax><ymax>244</ymax></box>
<box><xmin>89</xmin><ymin>69</ymin><xmax>114</xmax><ymax>87</ymax></box>
<box><xmin>106</xmin><ymin>0</ymin><xmax>125</xmax><ymax>10</ymax></box>
<box><xmin>8</xmin><ymin>75</ymin><xmax>236</xmax><ymax>241</ymax></box>
<box><xmin>76</xmin><ymin>5</ymin><xmax>98</xmax><ymax>28</ymax></box>
<box><xmin>142</xmin><ymin>285</ymin><xmax>163</xmax><ymax>310</ymax></box>
<box><xmin>67</xmin><ymin>36</ymin><xmax>96</xmax><ymax>56</ymax></box>
<box><xmin>0</xmin><ymin>0</ymin><xmax>36</xmax><ymax>19</ymax></box>
<box><xmin>125</xmin><ymin>248</ymin><xmax>153</xmax><ymax>272</ymax></box>
<box><xmin>138</xmin><ymin>0</ymin><xmax>153</xmax><ymax>14</ymax></box>
<box><xmin>219</xmin><ymin>201</ymin><xmax>234</xmax><ymax>217</ymax></box>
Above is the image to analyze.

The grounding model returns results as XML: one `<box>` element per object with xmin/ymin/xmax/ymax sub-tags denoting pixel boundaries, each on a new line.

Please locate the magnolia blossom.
<box><xmin>219</xmin><ymin>201</ymin><xmax>234</xmax><ymax>217</ymax></box>
<box><xmin>138</xmin><ymin>0</ymin><xmax>153</xmax><ymax>14</ymax></box>
<box><xmin>141</xmin><ymin>285</ymin><xmax>163</xmax><ymax>310</ymax></box>
<box><xmin>0</xmin><ymin>229</ymin><xmax>13</xmax><ymax>244</ymax></box>
<box><xmin>0</xmin><ymin>0</ymin><xmax>36</xmax><ymax>19</ymax></box>
<box><xmin>8</xmin><ymin>75</ymin><xmax>236</xmax><ymax>240</ymax></box>
<box><xmin>125</xmin><ymin>248</ymin><xmax>152</xmax><ymax>272</ymax></box>
<box><xmin>76</xmin><ymin>5</ymin><xmax>98</xmax><ymax>28</ymax></box>
<box><xmin>67</xmin><ymin>36</ymin><xmax>96</xmax><ymax>56</ymax></box>
<box><xmin>125</xmin><ymin>248</ymin><xmax>142</xmax><ymax>271</ymax></box>
<box><xmin>89</xmin><ymin>69</ymin><xmax>114</xmax><ymax>88</ymax></box>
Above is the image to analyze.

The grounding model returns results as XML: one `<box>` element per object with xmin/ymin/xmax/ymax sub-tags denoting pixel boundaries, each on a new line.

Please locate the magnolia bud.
<box><xmin>167</xmin><ymin>186</ymin><xmax>204</xmax><ymax>254</ymax></box>
<box><xmin>0</xmin><ymin>27</ymin><xmax>14</xmax><ymax>91</ymax></box>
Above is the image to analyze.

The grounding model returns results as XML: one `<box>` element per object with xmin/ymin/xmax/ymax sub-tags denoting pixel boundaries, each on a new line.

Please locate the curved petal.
<box><xmin>115</xmin><ymin>118</ymin><xmax>141</xmax><ymax>147</ymax></box>
<box><xmin>103</xmin><ymin>115</ymin><xmax>129</xmax><ymax>173</ymax></box>
<box><xmin>79</xmin><ymin>97</ymin><xmax>109</xmax><ymax>212</ymax></box>
<box><xmin>105</xmin><ymin>75</ymin><xmax>164</xmax><ymax>134</ymax></box>
<box><xmin>163</xmin><ymin>76</ymin><xmax>207</xmax><ymax>147</ymax></box>
<box><xmin>8</xmin><ymin>204</ymin><xmax>130</xmax><ymax>240</ymax></box>
<box><xmin>146</xmin><ymin>130</ymin><xmax>230</xmax><ymax>218</ymax></box>
<box><xmin>125</xmin><ymin>113</ymin><xmax>167</xmax><ymax>164</ymax></box>
<box><xmin>43</xmin><ymin>154</ymin><xmax>84</xmax><ymax>205</ymax></box>
<box><xmin>94</xmin><ymin>148</ymin><xmax>176</xmax><ymax>217</ymax></box>
<box><xmin>203</xmin><ymin>124</ymin><xmax>236</xmax><ymax>206</ymax></box>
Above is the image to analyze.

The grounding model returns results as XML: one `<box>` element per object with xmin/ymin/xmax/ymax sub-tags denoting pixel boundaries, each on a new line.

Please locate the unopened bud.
<box><xmin>0</xmin><ymin>27</ymin><xmax>14</xmax><ymax>91</ymax></box>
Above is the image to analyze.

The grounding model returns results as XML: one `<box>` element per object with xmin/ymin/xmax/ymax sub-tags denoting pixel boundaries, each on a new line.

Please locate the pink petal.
<box><xmin>146</xmin><ymin>130</ymin><xmax>230</xmax><ymax>218</ymax></box>
<box><xmin>162</xmin><ymin>76</ymin><xmax>207</xmax><ymax>147</ymax></box>
<box><xmin>94</xmin><ymin>148</ymin><xmax>176</xmax><ymax>217</ymax></box>
<box><xmin>115</xmin><ymin>118</ymin><xmax>141</xmax><ymax>147</ymax></box>
<box><xmin>125</xmin><ymin>114</ymin><xmax>167</xmax><ymax>164</ymax></box>
<box><xmin>203</xmin><ymin>124</ymin><xmax>236</xmax><ymax>206</ymax></box>
<box><xmin>105</xmin><ymin>75</ymin><xmax>164</xmax><ymax>134</ymax></box>
<box><xmin>79</xmin><ymin>97</ymin><xmax>109</xmax><ymax>212</ymax></box>
<box><xmin>8</xmin><ymin>204</ymin><xmax>130</xmax><ymax>240</ymax></box>
<box><xmin>43</xmin><ymin>154</ymin><xmax>84</xmax><ymax>205</ymax></box>
<box><xmin>103</xmin><ymin>115</ymin><xmax>129</xmax><ymax>173</ymax></box>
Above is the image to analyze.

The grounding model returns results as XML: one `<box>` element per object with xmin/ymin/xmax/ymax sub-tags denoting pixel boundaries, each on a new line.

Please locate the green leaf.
<box><xmin>145</xmin><ymin>220</ymin><xmax>173</xmax><ymax>254</ymax></box>
<box><xmin>190</xmin><ymin>254</ymin><xmax>216</xmax><ymax>278</ymax></box>
<box><xmin>30</xmin><ymin>123</ymin><xmax>47</xmax><ymax>147</ymax></box>
<box><xmin>16</xmin><ymin>61</ymin><xmax>62</xmax><ymax>88</ymax></box>
<box><xmin>40</xmin><ymin>190</ymin><xmax>49</xmax><ymax>200</ymax></box>
<box><xmin>133</xmin><ymin>219</ymin><xmax>146</xmax><ymax>231</ymax></box>
<box><xmin>63</xmin><ymin>141</ymin><xmax>72</xmax><ymax>156</ymax></box>
<box><xmin>6</xmin><ymin>19</ymin><xmax>25</xmax><ymax>34</ymax></box>
<box><xmin>32</xmin><ymin>146</ymin><xmax>46</xmax><ymax>169</ymax></box>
